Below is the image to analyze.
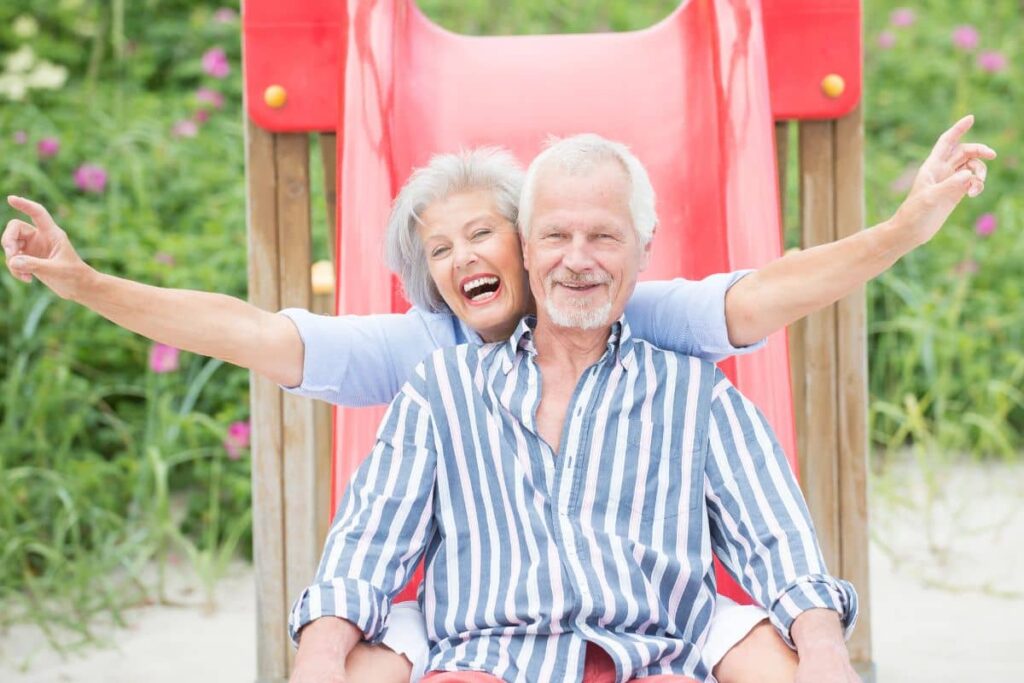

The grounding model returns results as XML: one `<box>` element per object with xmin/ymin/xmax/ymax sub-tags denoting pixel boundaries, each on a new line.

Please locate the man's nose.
<box><xmin>561</xmin><ymin>235</ymin><xmax>596</xmax><ymax>272</ymax></box>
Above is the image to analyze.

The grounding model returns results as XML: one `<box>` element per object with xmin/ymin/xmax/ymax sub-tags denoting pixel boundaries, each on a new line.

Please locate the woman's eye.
<box><xmin>431</xmin><ymin>246</ymin><xmax>450</xmax><ymax>258</ymax></box>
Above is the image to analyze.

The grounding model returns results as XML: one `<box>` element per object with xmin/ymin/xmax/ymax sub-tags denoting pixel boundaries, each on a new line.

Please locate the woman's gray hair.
<box><xmin>385</xmin><ymin>147</ymin><xmax>525</xmax><ymax>311</ymax></box>
<box><xmin>518</xmin><ymin>134</ymin><xmax>657</xmax><ymax>245</ymax></box>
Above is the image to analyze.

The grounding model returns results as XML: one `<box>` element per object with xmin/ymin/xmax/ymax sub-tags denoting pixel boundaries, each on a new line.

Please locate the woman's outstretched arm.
<box><xmin>724</xmin><ymin>114</ymin><xmax>995</xmax><ymax>347</ymax></box>
<box><xmin>3</xmin><ymin>195</ymin><xmax>304</xmax><ymax>387</ymax></box>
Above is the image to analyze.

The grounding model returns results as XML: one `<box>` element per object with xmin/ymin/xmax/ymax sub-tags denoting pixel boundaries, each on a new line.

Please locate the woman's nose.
<box><xmin>453</xmin><ymin>241</ymin><xmax>478</xmax><ymax>269</ymax></box>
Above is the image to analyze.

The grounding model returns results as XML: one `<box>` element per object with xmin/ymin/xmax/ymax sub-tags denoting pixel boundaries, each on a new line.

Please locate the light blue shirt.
<box><xmin>289</xmin><ymin>316</ymin><xmax>856</xmax><ymax>682</ymax></box>
<box><xmin>279</xmin><ymin>273</ymin><xmax>762</xmax><ymax>406</ymax></box>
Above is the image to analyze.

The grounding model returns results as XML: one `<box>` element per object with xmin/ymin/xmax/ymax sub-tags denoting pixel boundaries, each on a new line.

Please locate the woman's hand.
<box><xmin>3</xmin><ymin>195</ymin><xmax>94</xmax><ymax>300</ymax></box>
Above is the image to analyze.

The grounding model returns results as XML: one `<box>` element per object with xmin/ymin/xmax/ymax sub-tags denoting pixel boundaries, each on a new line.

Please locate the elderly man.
<box><xmin>289</xmin><ymin>135</ymin><xmax>858</xmax><ymax>683</ymax></box>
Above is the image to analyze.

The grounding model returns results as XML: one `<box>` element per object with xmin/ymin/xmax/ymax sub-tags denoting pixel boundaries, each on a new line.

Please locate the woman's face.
<box><xmin>417</xmin><ymin>189</ymin><xmax>532</xmax><ymax>342</ymax></box>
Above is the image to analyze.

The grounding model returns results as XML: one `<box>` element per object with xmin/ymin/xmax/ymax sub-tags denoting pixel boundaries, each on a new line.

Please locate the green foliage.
<box><xmin>863</xmin><ymin>0</ymin><xmax>1024</xmax><ymax>459</ymax></box>
<box><xmin>0</xmin><ymin>0</ymin><xmax>250</xmax><ymax>640</ymax></box>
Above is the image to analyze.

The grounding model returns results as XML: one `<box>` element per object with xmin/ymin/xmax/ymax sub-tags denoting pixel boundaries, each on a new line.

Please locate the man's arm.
<box><xmin>703</xmin><ymin>370</ymin><xmax>858</xmax><ymax>679</ymax></box>
<box><xmin>725</xmin><ymin>115</ymin><xmax>995</xmax><ymax>347</ymax></box>
<box><xmin>288</xmin><ymin>368</ymin><xmax>438</xmax><ymax>681</ymax></box>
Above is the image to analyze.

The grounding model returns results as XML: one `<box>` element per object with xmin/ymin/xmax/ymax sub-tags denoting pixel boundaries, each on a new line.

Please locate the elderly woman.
<box><xmin>2</xmin><ymin>117</ymin><xmax>992</xmax><ymax>683</ymax></box>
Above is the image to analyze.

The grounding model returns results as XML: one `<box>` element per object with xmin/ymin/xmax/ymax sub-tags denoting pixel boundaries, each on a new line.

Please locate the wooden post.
<box><xmin>244</xmin><ymin>120</ymin><xmax>289</xmax><ymax>683</ymax></box>
<box><xmin>788</xmin><ymin>110</ymin><xmax>873</xmax><ymax>679</ymax></box>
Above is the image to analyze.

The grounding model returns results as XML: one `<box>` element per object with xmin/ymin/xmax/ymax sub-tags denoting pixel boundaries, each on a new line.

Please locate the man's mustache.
<box><xmin>547</xmin><ymin>270</ymin><xmax>612</xmax><ymax>286</ymax></box>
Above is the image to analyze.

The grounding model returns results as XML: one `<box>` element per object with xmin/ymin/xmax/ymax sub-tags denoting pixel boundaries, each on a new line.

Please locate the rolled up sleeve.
<box><xmin>626</xmin><ymin>272</ymin><xmax>765</xmax><ymax>362</ymax></box>
<box><xmin>288</xmin><ymin>368</ymin><xmax>438</xmax><ymax>645</ymax></box>
<box><xmin>703</xmin><ymin>370</ymin><xmax>858</xmax><ymax>648</ymax></box>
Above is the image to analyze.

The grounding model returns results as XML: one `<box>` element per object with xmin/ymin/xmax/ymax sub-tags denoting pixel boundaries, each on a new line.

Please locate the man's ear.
<box><xmin>639</xmin><ymin>225</ymin><xmax>655</xmax><ymax>271</ymax></box>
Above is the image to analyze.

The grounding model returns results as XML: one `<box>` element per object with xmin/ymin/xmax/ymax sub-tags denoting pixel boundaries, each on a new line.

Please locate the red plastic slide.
<box><xmin>330</xmin><ymin>0</ymin><xmax>795</xmax><ymax>604</ymax></box>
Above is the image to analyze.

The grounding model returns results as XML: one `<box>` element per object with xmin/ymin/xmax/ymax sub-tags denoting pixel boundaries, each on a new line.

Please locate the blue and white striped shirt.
<box><xmin>290</xmin><ymin>317</ymin><xmax>857</xmax><ymax>682</ymax></box>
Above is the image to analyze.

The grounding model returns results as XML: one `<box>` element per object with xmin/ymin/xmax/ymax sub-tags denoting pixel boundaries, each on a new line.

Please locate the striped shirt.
<box><xmin>290</xmin><ymin>317</ymin><xmax>858</xmax><ymax>682</ymax></box>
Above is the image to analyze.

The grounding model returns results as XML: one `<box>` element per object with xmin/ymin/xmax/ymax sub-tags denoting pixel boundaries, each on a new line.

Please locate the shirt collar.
<box><xmin>500</xmin><ymin>315</ymin><xmax>636</xmax><ymax>373</ymax></box>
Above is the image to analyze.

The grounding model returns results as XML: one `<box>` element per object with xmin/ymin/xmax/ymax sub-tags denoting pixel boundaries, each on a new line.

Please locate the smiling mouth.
<box><xmin>462</xmin><ymin>275</ymin><xmax>502</xmax><ymax>304</ymax></box>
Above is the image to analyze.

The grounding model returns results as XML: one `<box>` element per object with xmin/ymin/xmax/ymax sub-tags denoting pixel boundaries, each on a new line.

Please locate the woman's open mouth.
<box><xmin>461</xmin><ymin>274</ymin><xmax>503</xmax><ymax>306</ymax></box>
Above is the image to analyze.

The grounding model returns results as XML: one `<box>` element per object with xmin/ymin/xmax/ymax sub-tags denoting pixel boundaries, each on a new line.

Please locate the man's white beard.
<box><xmin>544</xmin><ymin>298</ymin><xmax>612</xmax><ymax>330</ymax></box>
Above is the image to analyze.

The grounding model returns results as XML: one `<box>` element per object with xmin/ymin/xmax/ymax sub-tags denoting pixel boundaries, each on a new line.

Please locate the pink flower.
<box><xmin>149</xmin><ymin>343</ymin><xmax>181</xmax><ymax>373</ymax></box>
<box><xmin>73</xmin><ymin>164</ymin><xmax>108</xmax><ymax>193</ymax></box>
<box><xmin>889</xmin><ymin>8</ymin><xmax>915</xmax><ymax>27</ymax></box>
<box><xmin>877</xmin><ymin>31</ymin><xmax>896</xmax><ymax>50</ymax></box>
<box><xmin>172</xmin><ymin>119</ymin><xmax>199</xmax><ymax>138</ymax></box>
<box><xmin>154</xmin><ymin>251</ymin><xmax>175</xmax><ymax>266</ymax></box>
<box><xmin>201</xmin><ymin>48</ymin><xmax>231</xmax><ymax>79</ymax></box>
<box><xmin>224</xmin><ymin>420</ymin><xmax>251</xmax><ymax>460</ymax></box>
<box><xmin>196</xmin><ymin>87</ymin><xmax>224</xmax><ymax>109</ymax></box>
<box><xmin>976</xmin><ymin>51</ymin><xmax>1007</xmax><ymax>73</ymax></box>
<box><xmin>193</xmin><ymin>109</ymin><xmax>210</xmax><ymax>124</ymax></box>
<box><xmin>37</xmin><ymin>137</ymin><xmax>60</xmax><ymax>158</ymax></box>
<box><xmin>213</xmin><ymin>8</ymin><xmax>238</xmax><ymax>24</ymax></box>
<box><xmin>975</xmin><ymin>213</ymin><xmax>997</xmax><ymax>236</ymax></box>
<box><xmin>952</xmin><ymin>25</ymin><xmax>979</xmax><ymax>51</ymax></box>
<box><xmin>13</xmin><ymin>130</ymin><xmax>28</xmax><ymax>144</ymax></box>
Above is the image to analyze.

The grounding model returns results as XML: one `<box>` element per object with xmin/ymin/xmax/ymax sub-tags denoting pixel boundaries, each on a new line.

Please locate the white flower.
<box><xmin>26</xmin><ymin>61</ymin><xmax>68</xmax><ymax>90</ymax></box>
<box><xmin>0</xmin><ymin>74</ymin><xmax>28</xmax><ymax>101</ymax></box>
<box><xmin>13</xmin><ymin>15</ymin><xmax>39</xmax><ymax>39</ymax></box>
<box><xmin>5</xmin><ymin>46</ymin><xmax>36</xmax><ymax>73</ymax></box>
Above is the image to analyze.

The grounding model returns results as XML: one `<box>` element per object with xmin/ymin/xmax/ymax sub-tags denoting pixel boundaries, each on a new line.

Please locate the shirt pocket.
<box><xmin>623</xmin><ymin>421</ymin><xmax>702</xmax><ymax>523</ymax></box>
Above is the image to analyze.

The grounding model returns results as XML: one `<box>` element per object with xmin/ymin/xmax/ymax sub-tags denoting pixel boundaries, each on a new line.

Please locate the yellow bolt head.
<box><xmin>264</xmin><ymin>84</ymin><xmax>287</xmax><ymax>109</ymax></box>
<box><xmin>311</xmin><ymin>260</ymin><xmax>335</xmax><ymax>295</ymax></box>
<box><xmin>821</xmin><ymin>74</ymin><xmax>845</xmax><ymax>99</ymax></box>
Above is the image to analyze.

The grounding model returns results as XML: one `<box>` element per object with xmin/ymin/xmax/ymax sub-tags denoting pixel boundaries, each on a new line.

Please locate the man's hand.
<box><xmin>3</xmin><ymin>195</ymin><xmax>93</xmax><ymax>300</ymax></box>
<box><xmin>791</xmin><ymin>609</ymin><xmax>860</xmax><ymax>683</ymax></box>
<box><xmin>289</xmin><ymin>617</ymin><xmax>363</xmax><ymax>683</ymax></box>
<box><xmin>892</xmin><ymin>114</ymin><xmax>997</xmax><ymax>248</ymax></box>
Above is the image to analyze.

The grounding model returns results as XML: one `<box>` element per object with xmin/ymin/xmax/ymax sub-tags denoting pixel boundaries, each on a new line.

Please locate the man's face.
<box><xmin>523</xmin><ymin>160</ymin><xmax>651</xmax><ymax>331</ymax></box>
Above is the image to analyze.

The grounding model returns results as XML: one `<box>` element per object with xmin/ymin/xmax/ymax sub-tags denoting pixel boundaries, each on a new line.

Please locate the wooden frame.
<box><xmin>243</xmin><ymin>113</ymin><xmax>872</xmax><ymax>682</ymax></box>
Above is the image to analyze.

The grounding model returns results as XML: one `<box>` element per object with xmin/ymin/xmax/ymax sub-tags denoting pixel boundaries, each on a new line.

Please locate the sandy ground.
<box><xmin>2</xmin><ymin>461</ymin><xmax>1023</xmax><ymax>682</ymax></box>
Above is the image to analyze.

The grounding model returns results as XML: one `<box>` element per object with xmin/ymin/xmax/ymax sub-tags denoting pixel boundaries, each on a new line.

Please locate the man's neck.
<box><xmin>532</xmin><ymin>316</ymin><xmax>611</xmax><ymax>376</ymax></box>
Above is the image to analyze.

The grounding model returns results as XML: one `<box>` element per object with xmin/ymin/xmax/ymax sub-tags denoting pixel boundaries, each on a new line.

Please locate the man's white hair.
<box><xmin>517</xmin><ymin>133</ymin><xmax>657</xmax><ymax>245</ymax></box>
<box><xmin>384</xmin><ymin>147</ymin><xmax>524</xmax><ymax>311</ymax></box>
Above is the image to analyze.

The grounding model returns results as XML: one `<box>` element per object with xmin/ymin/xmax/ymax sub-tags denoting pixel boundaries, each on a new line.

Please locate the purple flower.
<box><xmin>201</xmin><ymin>48</ymin><xmax>231</xmax><ymax>79</ymax></box>
<box><xmin>889</xmin><ymin>8</ymin><xmax>915</xmax><ymax>27</ymax></box>
<box><xmin>224</xmin><ymin>420</ymin><xmax>251</xmax><ymax>459</ymax></box>
<box><xmin>196</xmin><ymin>87</ymin><xmax>225</xmax><ymax>109</ymax></box>
<box><xmin>975</xmin><ymin>213</ymin><xmax>997</xmax><ymax>236</ymax></box>
<box><xmin>73</xmin><ymin>164</ymin><xmax>108</xmax><ymax>193</ymax></box>
<box><xmin>977</xmin><ymin>51</ymin><xmax>1007</xmax><ymax>73</ymax></box>
<box><xmin>172</xmin><ymin>119</ymin><xmax>199</xmax><ymax>138</ymax></box>
<box><xmin>213</xmin><ymin>8</ymin><xmax>238</xmax><ymax>24</ymax></box>
<box><xmin>193</xmin><ymin>109</ymin><xmax>211</xmax><ymax>124</ymax></box>
<box><xmin>149</xmin><ymin>343</ymin><xmax>180</xmax><ymax>373</ymax></box>
<box><xmin>13</xmin><ymin>130</ymin><xmax>28</xmax><ymax>144</ymax></box>
<box><xmin>877</xmin><ymin>30</ymin><xmax>896</xmax><ymax>50</ymax></box>
<box><xmin>37</xmin><ymin>137</ymin><xmax>60</xmax><ymax>158</ymax></box>
<box><xmin>952</xmin><ymin>25</ymin><xmax>979</xmax><ymax>51</ymax></box>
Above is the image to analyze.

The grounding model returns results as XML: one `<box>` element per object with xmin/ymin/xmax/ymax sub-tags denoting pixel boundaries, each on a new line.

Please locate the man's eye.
<box><xmin>471</xmin><ymin>228</ymin><xmax>492</xmax><ymax>240</ymax></box>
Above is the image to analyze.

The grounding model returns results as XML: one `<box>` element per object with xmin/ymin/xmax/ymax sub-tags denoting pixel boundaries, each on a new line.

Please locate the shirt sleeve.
<box><xmin>625</xmin><ymin>272</ymin><xmax>765</xmax><ymax>362</ymax></box>
<box><xmin>703</xmin><ymin>370</ymin><xmax>858</xmax><ymax>648</ymax></box>
<box><xmin>277</xmin><ymin>308</ymin><xmax>423</xmax><ymax>407</ymax></box>
<box><xmin>288</xmin><ymin>365</ymin><xmax>438</xmax><ymax>645</ymax></box>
